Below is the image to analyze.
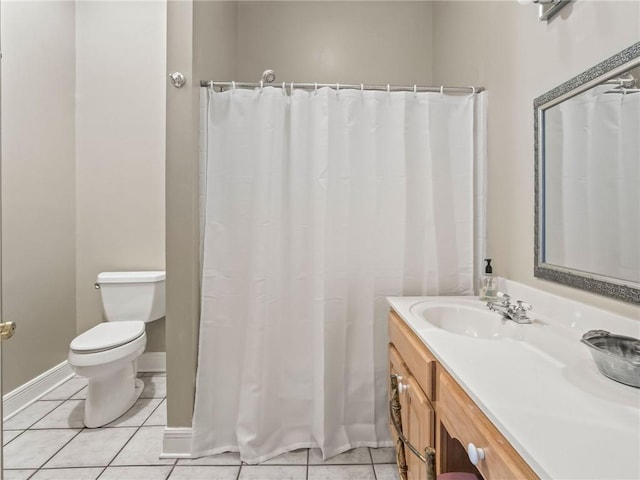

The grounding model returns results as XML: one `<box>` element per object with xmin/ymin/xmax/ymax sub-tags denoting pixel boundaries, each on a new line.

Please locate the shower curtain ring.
<box><xmin>387</xmin><ymin>84</ymin><xmax>390</xmax><ymax>93</ymax></box>
<box><xmin>414</xmin><ymin>85</ymin><xmax>417</xmax><ymax>94</ymax></box>
<box><xmin>314</xmin><ymin>82</ymin><xmax>318</xmax><ymax>93</ymax></box>
<box><xmin>232</xmin><ymin>81</ymin><xmax>236</xmax><ymax>92</ymax></box>
<box><xmin>260</xmin><ymin>80</ymin><xmax>264</xmax><ymax>91</ymax></box>
<box><xmin>440</xmin><ymin>85</ymin><xmax>444</xmax><ymax>95</ymax></box>
<box><xmin>361</xmin><ymin>83</ymin><xmax>364</xmax><ymax>92</ymax></box>
<box><xmin>336</xmin><ymin>82</ymin><xmax>340</xmax><ymax>92</ymax></box>
<box><xmin>290</xmin><ymin>82</ymin><xmax>294</xmax><ymax>94</ymax></box>
<box><xmin>470</xmin><ymin>86</ymin><xmax>476</xmax><ymax>94</ymax></box>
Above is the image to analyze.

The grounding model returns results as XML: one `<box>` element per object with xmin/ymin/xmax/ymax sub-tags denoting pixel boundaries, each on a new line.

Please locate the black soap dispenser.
<box><xmin>479</xmin><ymin>258</ymin><xmax>497</xmax><ymax>301</ymax></box>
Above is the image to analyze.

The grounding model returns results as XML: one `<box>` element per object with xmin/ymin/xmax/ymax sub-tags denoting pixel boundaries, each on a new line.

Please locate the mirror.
<box><xmin>534</xmin><ymin>42</ymin><xmax>640</xmax><ymax>305</ymax></box>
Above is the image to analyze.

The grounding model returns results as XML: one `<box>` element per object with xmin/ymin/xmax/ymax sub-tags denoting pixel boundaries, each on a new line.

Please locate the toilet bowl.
<box><xmin>68</xmin><ymin>271</ymin><xmax>165</xmax><ymax>428</ymax></box>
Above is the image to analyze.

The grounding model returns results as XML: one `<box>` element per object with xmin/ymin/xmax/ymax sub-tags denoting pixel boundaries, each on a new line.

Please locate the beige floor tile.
<box><xmin>143</xmin><ymin>399</ymin><xmax>167</xmax><ymax>426</ymax></box>
<box><xmin>370</xmin><ymin>447</ymin><xmax>396</xmax><ymax>464</ymax></box>
<box><xmin>71</xmin><ymin>386</ymin><xmax>87</xmax><ymax>400</ymax></box>
<box><xmin>4</xmin><ymin>401</ymin><xmax>63</xmax><ymax>430</ymax></box>
<box><xmin>140</xmin><ymin>376</ymin><xmax>166</xmax><ymax>398</ymax></box>
<box><xmin>30</xmin><ymin>468</ymin><xmax>103</xmax><ymax>480</ymax></box>
<box><xmin>32</xmin><ymin>400</ymin><xmax>84</xmax><ymax>429</ymax></box>
<box><xmin>308</xmin><ymin>465</ymin><xmax>376</xmax><ymax>480</ymax></box>
<box><xmin>3</xmin><ymin>470</ymin><xmax>37</xmax><ymax>480</ymax></box>
<box><xmin>41</xmin><ymin>377</ymin><xmax>88</xmax><ymax>400</ymax></box>
<box><xmin>374</xmin><ymin>464</ymin><xmax>401</xmax><ymax>480</ymax></box>
<box><xmin>99</xmin><ymin>466</ymin><xmax>174</xmax><ymax>480</ymax></box>
<box><xmin>4</xmin><ymin>429</ymin><xmax>79</xmax><ymax>469</ymax></box>
<box><xmin>44</xmin><ymin>427</ymin><xmax>136</xmax><ymax>468</ymax></box>
<box><xmin>111</xmin><ymin>426</ymin><xmax>175</xmax><ymax>466</ymax></box>
<box><xmin>168</xmin><ymin>466</ymin><xmax>240</xmax><ymax>480</ymax></box>
<box><xmin>3</xmin><ymin>429</ymin><xmax>23</xmax><ymax>446</ymax></box>
<box><xmin>106</xmin><ymin>397</ymin><xmax>162</xmax><ymax>427</ymax></box>
<box><xmin>239</xmin><ymin>465</ymin><xmax>307</xmax><ymax>479</ymax></box>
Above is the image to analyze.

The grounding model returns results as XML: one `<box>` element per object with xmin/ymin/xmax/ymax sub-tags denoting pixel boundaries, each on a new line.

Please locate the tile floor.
<box><xmin>3</xmin><ymin>374</ymin><xmax>399</xmax><ymax>480</ymax></box>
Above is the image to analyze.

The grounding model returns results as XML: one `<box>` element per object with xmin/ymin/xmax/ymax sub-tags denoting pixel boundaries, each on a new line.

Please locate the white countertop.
<box><xmin>387</xmin><ymin>290</ymin><xmax>640</xmax><ymax>480</ymax></box>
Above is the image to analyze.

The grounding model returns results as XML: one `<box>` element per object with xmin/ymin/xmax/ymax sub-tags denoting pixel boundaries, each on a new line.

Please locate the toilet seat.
<box><xmin>71</xmin><ymin>321</ymin><xmax>145</xmax><ymax>352</ymax></box>
<box><xmin>69</xmin><ymin>322</ymin><xmax>146</xmax><ymax>368</ymax></box>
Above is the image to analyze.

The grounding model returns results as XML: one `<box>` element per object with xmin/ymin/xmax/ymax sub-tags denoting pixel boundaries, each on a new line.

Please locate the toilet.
<box><xmin>68</xmin><ymin>271</ymin><xmax>166</xmax><ymax>428</ymax></box>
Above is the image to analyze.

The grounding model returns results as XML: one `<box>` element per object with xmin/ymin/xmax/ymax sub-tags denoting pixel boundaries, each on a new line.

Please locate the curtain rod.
<box><xmin>200</xmin><ymin>81</ymin><xmax>484</xmax><ymax>94</ymax></box>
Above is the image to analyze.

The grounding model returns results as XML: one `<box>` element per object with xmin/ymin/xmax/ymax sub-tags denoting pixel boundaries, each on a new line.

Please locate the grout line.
<box><xmin>370</xmin><ymin>448</ymin><xmax>378</xmax><ymax>480</ymax></box>
<box><xmin>139</xmin><ymin>396</ymin><xmax>166</xmax><ymax>427</ymax></box>
<box><xmin>5</xmin><ymin>400</ymin><xmax>66</xmax><ymax>431</ymax></box>
<box><xmin>306</xmin><ymin>448</ymin><xmax>310</xmax><ymax>480</ymax></box>
<box><xmin>28</xmin><ymin>426</ymin><xmax>84</xmax><ymax>471</ymax></box>
<box><xmin>165</xmin><ymin>463</ymin><xmax>177</xmax><ymax>480</ymax></box>
<box><xmin>103</xmin><ymin>395</ymin><xmax>174</xmax><ymax>469</ymax></box>
<box><xmin>369</xmin><ymin>446</ymin><xmax>380</xmax><ymax>480</ymax></box>
<box><xmin>236</xmin><ymin>463</ymin><xmax>243</xmax><ymax>480</ymax></box>
<box><xmin>94</xmin><ymin>466</ymin><xmax>109</xmax><ymax>479</ymax></box>
<box><xmin>3</xmin><ymin>428</ymin><xmax>27</xmax><ymax>447</ymax></box>
<box><xmin>104</xmin><ymin>423</ymin><xmax>146</xmax><ymax>468</ymax></box>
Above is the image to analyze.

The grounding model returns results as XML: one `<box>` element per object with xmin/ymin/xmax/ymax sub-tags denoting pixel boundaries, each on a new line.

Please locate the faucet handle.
<box><xmin>496</xmin><ymin>292</ymin><xmax>510</xmax><ymax>304</ymax></box>
<box><xmin>516</xmin><ymin>300</ymin><xmax>532</xmax><ymax>311</ymax></box>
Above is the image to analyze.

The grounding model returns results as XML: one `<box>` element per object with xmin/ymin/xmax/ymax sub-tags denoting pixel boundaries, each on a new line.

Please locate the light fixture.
<box><xmin>518</xmin><ymin>0</ymin><xmax>571</xmax><ymax>22</ymax></box>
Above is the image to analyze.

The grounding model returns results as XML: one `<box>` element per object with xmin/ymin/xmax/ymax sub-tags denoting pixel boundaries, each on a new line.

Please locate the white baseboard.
<box><xmin>3</xmin><ymin>352</ymin><xmax>166</xmax><ymax>422</ymax></box>
<box><xmin>161</xmin><ymin>427</ymin><xmax>193</xmax><ymax>458</ymax></box>
<box><xmin>3</xmin><ymin>360</ymin><xmax>74</xmax><ymax>421</ymax></box>
<box><xmin>138</xmin><ymin>352</ymin><xmax>166</xmax><ymax>372</ymax></box>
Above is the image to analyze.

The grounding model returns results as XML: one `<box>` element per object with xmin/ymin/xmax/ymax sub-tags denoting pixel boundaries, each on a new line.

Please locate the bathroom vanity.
<box><xmin>388</xmin><ymin>308</ymin><xmax>537</xmax><ymax>479</ymax></box>
<box><xmin>387</xmin><ymin>281</ymin><xmax>640</xmax><ymax>480</ymax></box>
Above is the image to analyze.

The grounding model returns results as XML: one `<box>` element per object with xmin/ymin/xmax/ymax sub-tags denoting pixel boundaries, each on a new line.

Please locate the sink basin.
<box><xmin>410</xmin><ymin>300</ymin><xmax>507</xmax><ymax>339</ymax></box>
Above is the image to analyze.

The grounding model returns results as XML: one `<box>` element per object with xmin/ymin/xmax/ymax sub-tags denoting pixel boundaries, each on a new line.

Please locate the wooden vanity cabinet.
<box><xmin>389</xmin><ymin>319</ymin><xmax>435</xmax><ymax>480</ymax></box>
<box><xmin>388</xmin><ymin>310</ymin><xmax>539</xmax><ymax>480</ymax></box>
<box><xmin>437</xmin><ymin>365</ymin><xmax>538</xmax><ymax>479</ymax></box>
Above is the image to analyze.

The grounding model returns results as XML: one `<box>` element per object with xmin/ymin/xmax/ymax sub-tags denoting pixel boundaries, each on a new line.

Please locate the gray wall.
<box><xmin>432</xmin><ymin>0</ymin><xmax>640</xmax><ymax>320</ymax></box>
<box><xmin>237</xmin><ymin>1</ymin><xmax>432</xmax><ymax>84</ymax></box>
<box><xmin>75</xmin><ymin>1</ymin><xmax>167</xmax><ymax>351</ymax></box>
<box><xmin>1</xmin><ymin>0</ymin><xmax>167</xmax><ymax>393</ymax></box>
<box><xmin>165</xmin><ymin>0</ymin><xmax>433</xmax><ymax>428</ymax></box>
<box><xmin>1</xmin><ymin>1</ymin><xmax>77</xmax><ymax>392</ymax></box>
<box><xmin>166</xmin><ymin>0</ymin><xmax>238</xmax><ymax>430</ymax></box>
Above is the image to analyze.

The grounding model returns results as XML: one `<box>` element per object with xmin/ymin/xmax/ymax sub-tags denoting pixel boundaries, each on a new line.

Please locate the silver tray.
<box><xmin>581</xmin><ymin>330</ymin><xmax>640</xmax><ymax>388</ymax></box>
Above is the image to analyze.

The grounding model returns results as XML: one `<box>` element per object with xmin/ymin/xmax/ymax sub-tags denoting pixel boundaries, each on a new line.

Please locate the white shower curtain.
<box><xmin>191</xmin><ymin>86</ymin><xmax>488</xmax><ymax>463</ymax></box>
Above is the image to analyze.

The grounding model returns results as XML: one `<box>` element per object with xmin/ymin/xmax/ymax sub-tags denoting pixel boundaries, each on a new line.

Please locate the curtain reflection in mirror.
<box><xmin>543</xmin><ymin>83</ymin><xmax>640</xmax><ymax>284</ymax></box>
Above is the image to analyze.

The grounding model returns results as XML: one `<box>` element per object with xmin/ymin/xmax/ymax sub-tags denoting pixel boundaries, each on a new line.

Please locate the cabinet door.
<box><xmin>405</xmin><ymin>375</ymin><xmax>435</xmax><ymax>480</ymax></box>
<box><xmin>389</xmin><ymin>344</ymin><xmax>409</xmax><ymax>480</ymax></box>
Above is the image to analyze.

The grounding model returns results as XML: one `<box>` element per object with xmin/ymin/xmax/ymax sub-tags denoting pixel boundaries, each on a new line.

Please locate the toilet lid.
<box><xmin>71</xmin><ymin>321</ymin><xmax>145</xmax><ymax>352</ymax></box>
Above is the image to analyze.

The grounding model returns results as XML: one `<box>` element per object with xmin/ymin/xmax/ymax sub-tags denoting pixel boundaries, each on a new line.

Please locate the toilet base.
<box><xmin>83</xmin><ymin>363</ymin><xmax>144</xmax><ymax>428</ymax></box>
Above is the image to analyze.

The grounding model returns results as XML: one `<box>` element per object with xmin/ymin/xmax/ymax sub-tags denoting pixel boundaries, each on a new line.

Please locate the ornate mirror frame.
<box><xmin>534</xmin><ymin>42</ymin><xmax>640</xmax><ymax>304</ymax></box>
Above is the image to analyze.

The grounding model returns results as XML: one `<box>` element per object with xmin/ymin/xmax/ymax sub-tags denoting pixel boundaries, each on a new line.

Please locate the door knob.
<box><xmin>0</xmin><ymin>321</ymin><xmax>16</xmax><ymax>340</ymax></box>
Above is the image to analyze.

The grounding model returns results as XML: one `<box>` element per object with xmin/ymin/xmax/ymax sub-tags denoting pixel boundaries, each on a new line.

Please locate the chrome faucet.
<box><xmin>486</xmin><ymin>293</ymin><xmax>533</xmax><ymax>324</ymax></box>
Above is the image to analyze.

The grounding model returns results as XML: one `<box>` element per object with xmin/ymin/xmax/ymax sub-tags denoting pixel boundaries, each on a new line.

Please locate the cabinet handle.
<box><xmin>467</xmin><ymin>443</ymin><xmax>485</xmax><ymax>466</ymax></box>
<box><xmin>397</xmin><ymin>381</ymin><xmax>409</xmax><ymax>394</ymax></box>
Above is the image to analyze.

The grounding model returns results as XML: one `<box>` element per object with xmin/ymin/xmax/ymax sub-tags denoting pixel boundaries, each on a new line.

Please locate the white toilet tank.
<box><xmin>97</xmin><ymin>271</ymin><xmax>166</xmax><ymax>323</ymax></box>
